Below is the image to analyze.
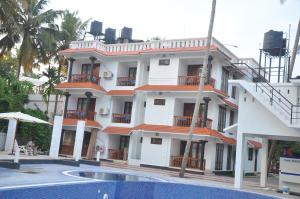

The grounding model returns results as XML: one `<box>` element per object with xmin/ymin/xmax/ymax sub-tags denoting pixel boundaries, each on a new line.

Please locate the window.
<box><xmin>215</xmin><ymin>144</ymin><xmax>224</xmax><ymax>170</ymax></box>
<box><xmin>218</xmin><ymin>106</ymin><xmax>227</xmax><ymax>132</ymax></box>
<box><xmin>229</xmin><ymin>110</ymin><xmax>235</xmax><ymax>126</ymax></box>
<box><xmin>159</xmin><ymin>59</ymin><xmax>170</xmax><ymax>65</ymax></box>
<box><xmin>231</xmin><ymin>86</ymin><xmax>236</xmax><ymax>99</ymax></box>
<box><xmin>151</xmin><ymin>138</ymin><xmax>162</xmax><ymax>145</ymax></box>
<box><xmin>221</xmin><ymin>68</ymin><xmax>229</xmax><ymax>93</ymax></box>
<box><xmin>123</xmin><ymin>101</ymin><xmax>133</xmax><ymax>114</ymax></box>
<box><xmin>154</xmin><ymin>99</ymin><xmax>165</xmax><ymax>105</ymax></box>
<box><xmin>248</xmin><ymin>148</ymin><xmax>253</xmax><ymax>161</ymax></box>
<box><xmin>226</xmin><ymin>145</ymin><xmax>232</xmax><ymax>170</ymax></box>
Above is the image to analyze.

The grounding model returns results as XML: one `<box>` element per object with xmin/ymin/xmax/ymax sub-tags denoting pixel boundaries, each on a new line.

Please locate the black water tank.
<box><xmin>121</xmin><ymin>27</ymin><xmax>132</xmax><ymax>40</ymax></box>
<box><xmin>105</xmin><ymin>28</ymin><xmax>116</xmax><ymax>44</ymax></box>
<box><xmin>90</xmin><ymin>21</ymin><xmax>102</xmax><ymax>36</ymax></box>
<box><xmin>263</xmin><ymin>30</ymin><xmax>286</xmax><ymax>56</ymax></box>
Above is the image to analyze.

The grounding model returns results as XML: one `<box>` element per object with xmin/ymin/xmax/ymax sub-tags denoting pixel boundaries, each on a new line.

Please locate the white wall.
<box><xmin>140</xmin><ymin>134</ymin><xmax>171</xmax><ymax>167</ymax></box>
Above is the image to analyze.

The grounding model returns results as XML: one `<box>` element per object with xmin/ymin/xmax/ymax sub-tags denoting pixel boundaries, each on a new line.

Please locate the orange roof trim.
<box><xmin>248</xmin><ymin>140</ymin><xmax>262</xmax><ymax>149</ymax></box>
<box><xmin>221</xmin><ymin>98</ymin><xmax>239</xmax><ymax>109</ymax></box>
<box><xmin>107</xmin><ymin>90</ymin><xmax>135</xmax><ymax>96</ymax></box>
<box><xmin>133</xmin><ymin>124</ymin><xmax>236</xmax><ymax>145</ymax></box>
<box><xmin>63</xmin><ymin>119</ymin><xmax>102</xmax><ymax>129</ymax></box>
<box><xmin>135</xmin><ymin>84</ymin><xmax>228</xmax><ymax>97</ymax></box>
<box><xmin>103</xmin><ymin>126</ymin><xmax>133</xmax><ymax>135</ymax></box>
<box><xmin>60</xmin><ymin>45</ymin><xmax>219</xmax><ymax>57</ymax></box>
<box><xmin>56</xmin><ymin>82</ymin><xmax>106</xmax><ymax>93</ymax></box>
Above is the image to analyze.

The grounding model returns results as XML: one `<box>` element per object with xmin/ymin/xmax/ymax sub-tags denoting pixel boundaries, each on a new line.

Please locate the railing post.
<box><xmin>290</xmin><ymin>105</ymin><xmax>293</xmax><ymax>124</ymax></box>
<box><xmin>270</xmin><ymin>89</ymin><xmax>273</xmax><ymax>105</ymax></box>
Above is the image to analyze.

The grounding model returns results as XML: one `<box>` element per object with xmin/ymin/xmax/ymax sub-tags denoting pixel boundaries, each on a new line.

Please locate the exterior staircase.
<box><xmin>230</xmin><ymin>62</ymin><xmax>300</xmax><ymax>128</ymax></box>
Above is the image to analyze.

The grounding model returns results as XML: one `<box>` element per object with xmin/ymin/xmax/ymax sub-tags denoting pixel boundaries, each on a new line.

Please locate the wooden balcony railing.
<box><xmin>65</xmin><ymin>110</ymin><xmax>96</xmax><ymax>120</ymax></box>
<box><xmin>178</xmin><ymin>76</ymin><xmax>216</xmax><ymax>87</ymax></box>
<box><xmin>174</xmin><ymin>116</ymin><xmax>212</xmax><ymax>129</ymax></box>
<box><xmin>112</xmin><ymin>113</ymin><xmax>131</xmax><ymax>123</ymax></box>
<box><xmin>108</xmin><ymin>149</ymin><xmax>128</xmax><ymax>160</ymax></box>
<box><xmin>170</xmin><ymin>156</ymin><xmax>206</xmax><ymax>170</ymax></box>
<box><xmin>117</xmin><ymin>77</ymin><xmax>136</xmax><ymax>86</ymax></box>
<box><xmin>70</xmin><ymin>74</ymin><xmax>100</xmax><ymax>85</ymax></box>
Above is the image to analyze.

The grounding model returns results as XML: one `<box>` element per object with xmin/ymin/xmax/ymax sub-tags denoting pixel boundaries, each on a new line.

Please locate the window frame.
<box><xmin>158</xmin><ymin>59</ymin><xmax>170</xmax><ymax>66</ymax></box>
<box><xmin>218</xmin><ymin>106</ymin><xmax>227</xmax><ymax>132</ymax></box>
<box><xmin>154</xmin><ymin>99</ymin><xmax>166</xmax><ymax>106</ymax></box>
<box><xmin>248</xmin><ymin>148</ymin><xmax>254</xmax><ymax>161</ymax></box>
<box><xmin>150</xmin><ymin>138</ymin><xmax>162</xmax><ymax>145</ymax></box>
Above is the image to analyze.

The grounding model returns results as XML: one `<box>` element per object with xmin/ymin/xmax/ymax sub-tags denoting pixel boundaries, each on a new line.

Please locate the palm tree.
<box><xmin>50</xmin><ymin>10</ymin><xmax>89</xmax><ymax>117</ymax></box>
<box><xmin>179</xmin><ymin>0</ymin><xmax>217</xmax><ymax>177</ymax></box>
<box><xmin>0</xmin><ymin>0</ymin><xmax>61</xmax><ymax>78</ymax></box>
<box><xmin>41</xmin><ymin>66</ymin><xmax>63</xmax><ymax>114</ymax></box>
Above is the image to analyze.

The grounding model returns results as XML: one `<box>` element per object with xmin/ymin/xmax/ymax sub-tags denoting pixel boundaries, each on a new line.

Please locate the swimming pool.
<box><xmin>0</xmin><ymin>171</ymin><xmax>278</xmax><ymax>199</ymax></box>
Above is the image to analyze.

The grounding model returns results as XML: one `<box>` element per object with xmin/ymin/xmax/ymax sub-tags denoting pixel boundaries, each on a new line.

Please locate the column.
<box><xmin>49</xmin><ymin>116</ymin><xmax>63</xmax><ymax>158</ymax></box>
<box><xmin>86</xmin><ymin>128</ymin><xmax>98</xmax><ymax>159</ymax></box>
<box><xmin>63</xmin><ymin>92</ymin><xmax>71</xmax><ymax>118</ymax></box>
<box><xmin>85</xmin><ymin>92</ymin><xmax>93</xmax><ymax>119</ymax></box>
<box><xmin>234</xmin><ymin>132</ymin><xmax>246</xmax><ymax>189</ymax></box>
<box><xmin>73</xmin><ymin>120</ymin><xmax>85</xmax><ymax>161</ymax></box>
<box><xmin>206</xmin><ymin>55</ymin><xmax>213</xmax><ymax>85</ymax></box>
<box><xmin>89</xmin><ymin>56</ymin><xmax>97</xmax><ymax>82</ymax></box>
<box><xmin>260</xmin><ymin>138</ymin><xmax>268</xmax><ymax>187</ymax></box>
<box><xmin>5</xmin><ymin>119</ymin><xmax>17</xmax><ymax>152</ymax></box>
<box><xmin>68</xmin><ymin>58</ymin><xmax>75</xmax><ymax>82</ymax></box>
<box><xmin>202</xmin><ymin>97</ymin><xmax>211</xmax><ymax>127</ymax></box>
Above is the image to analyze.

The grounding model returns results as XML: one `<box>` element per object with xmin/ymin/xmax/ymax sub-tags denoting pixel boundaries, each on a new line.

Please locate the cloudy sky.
<box><xmin>49</xmin><ymin>0</ymin><xmax>300</xmax><ymax>75</ymax></box>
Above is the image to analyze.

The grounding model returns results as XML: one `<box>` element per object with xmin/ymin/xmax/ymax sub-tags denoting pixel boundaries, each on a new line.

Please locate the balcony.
<box><xmin>70</xmin><ymin>74</ymin><xmax>100</xmax><ymax>85</ymax></box>
<box><xmin>112</xmin><ymin>113</ymin><xmax>131</xmax><ymax>123</ymax></box>
<box><xmin>65</xmin><ymin>110</ymin><xmax>96</xmax><ymax>121</ymax></box>
<box><xmin>178</xmin><ymin>76</ymin><xmax>216</xmax><ymax>87</ymax></box>
<box><xmin>174</xmin><ymin>116</ymin><xmax>212</xmax><ymax>129</ymax></box>
<box><xmin>170</xmin><ymin>156</ymin><xmax>206</xmax><ymax>170</ymax></box>
<box><xmin>117</xmin><ymin>77</ymin><xmax>136</xmax><ymax>86</ymax></box>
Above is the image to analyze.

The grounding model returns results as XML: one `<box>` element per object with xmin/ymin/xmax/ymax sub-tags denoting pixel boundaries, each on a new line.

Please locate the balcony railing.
<box><xmin>70</xmin><ymin>74</ymin><xmax>100</xmax><ymax>85</ymax></box>
<box><xmin>178</xmin><ymin>76</ymin><xmax>216</xmax><ymax>87</ymax></box>
<box><xmin>65</xmin><ymin>110</ymin><xmax>96</xmax><ymax>120</ymax></box>
<box><xmin>112</xmin><ymin>113</ymin><xmax>131</xmax><ymax>123</ymax></box>
<box><xmin>170</xmin><ymin>156</ymin><xmax>206</xmax><ymax>170</ymax></box>
<box><xmin>174</xmin><ymin>116</ymin><xmax>212</xmax><ymax>129</ymax></box>
<box><xmin>117</xmin><ymin>77</ymin><xmax>136</xmax><ymax>86</ymax></box>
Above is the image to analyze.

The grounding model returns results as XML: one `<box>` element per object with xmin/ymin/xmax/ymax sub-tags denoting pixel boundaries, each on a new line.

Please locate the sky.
<box><xmin>49</xmin><ymin>0</ymin><xmax>300</xmax><ymax>76</ymax></box>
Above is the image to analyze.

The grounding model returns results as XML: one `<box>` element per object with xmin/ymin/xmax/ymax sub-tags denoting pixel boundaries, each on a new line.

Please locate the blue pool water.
<box><xmin>0</xmin><ymin>181</ymin><xmax>278</xmax><ymax>199</ymax></box>
<box><xmin>0</xmin><ymin>171</ymin><xmax>278</xmax><ymax>199</ymax></box>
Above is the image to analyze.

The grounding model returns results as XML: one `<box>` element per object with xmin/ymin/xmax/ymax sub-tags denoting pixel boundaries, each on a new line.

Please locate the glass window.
<box><xmin>221</xmin><ymin>68</ymin><xmax>229</xmax><ymax>93</ymax></box>
<box><xmin>229</xmin><ymin>110</ymin><xmax>235</xmax><ymax>126</ymax></box>
<box><xmin>231</xmin><ymin>86</ymin><xmax>236</xmax><ymax>99</ymax></box>
<box><xmin>158</xmin><ymin>59</ymin><xmax>170</xmax><ymax>65</ymax></box>
<box><xmin>215</xmin><ymin>144</ymin><xmax>224</xmax><ymax>170</ymax></box>
<box><xmin>151</xmin><ymin>138</ymin><xmax>162</xmax><ymax>145</ymax></box>
<box><xmin>218</xmin><ymin>106</ymin><xmax>227</xmax><ymax>132</ymax></box>
<box><xmin>154</xmin><ymin>99</ymin><xmax>166</xmax><ymax>105</ymax></box>
<box><xmin>248</xmin><ymin>148</ymin><xmax>253</xmax><ymax>161</ymax></box>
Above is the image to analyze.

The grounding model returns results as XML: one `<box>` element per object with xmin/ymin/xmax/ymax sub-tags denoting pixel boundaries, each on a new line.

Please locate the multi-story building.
<box><xmin>50</xmin><ymin>37</ymin><xmax>262</xmax><ymax>174</ymax></box>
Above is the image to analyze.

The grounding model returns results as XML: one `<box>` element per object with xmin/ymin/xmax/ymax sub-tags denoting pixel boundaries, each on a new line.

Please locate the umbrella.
<box><xmin>0</xmin><ymin>112</ymin><xmax>51</xmax><ymax>153</ymax></box>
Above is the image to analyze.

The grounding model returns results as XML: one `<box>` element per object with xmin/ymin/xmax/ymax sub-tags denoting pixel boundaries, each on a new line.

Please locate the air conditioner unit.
<box><xmin>103</xmin><ymin>71</ymin><xmax>113</xmax><ymax>79</ymax></box>
<box><xmin>99</xmin><ymin>107</ymin><xmax>110</xmax><ymax>115</ymax></box>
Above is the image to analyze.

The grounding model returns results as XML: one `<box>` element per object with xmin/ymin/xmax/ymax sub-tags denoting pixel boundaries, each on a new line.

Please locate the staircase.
<box><xmin>230</xmin><ymin>62</ymin><xmax>300</xmax><ymax>128</ymax></box>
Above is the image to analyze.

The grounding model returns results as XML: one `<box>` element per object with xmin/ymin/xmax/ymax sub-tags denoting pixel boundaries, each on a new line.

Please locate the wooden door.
<box><xmin>187</xmin><ymin>65</ymin><xmax>201</xmax><ymax>76</ymax></box>
<box><xmin>183</xmin><ymin>103</ymin><xmax>195</xmax><ymax>116</ymax></box>
<box><xmin>123</xmin><ymin>101</ymin><xmax>133</xmax><ymax>114</ymax></box>
<box><xmin>128</xmin><ymin>67</ymin><xmax>137</xmax><ymax>79</ymax></box>
<box><xmin>81</xmin><ymin>132</ymin><xmax>91</xmax><ymax>157</ymax></box>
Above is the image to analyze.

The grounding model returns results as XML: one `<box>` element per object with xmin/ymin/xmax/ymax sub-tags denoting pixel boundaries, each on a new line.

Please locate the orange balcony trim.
<box><xmin>103</xmin><ymin>126</ymin><xmax>133</xmax><ymax>135</ymax></box>
<box><xmin>63</xmin><ymin>118</ymin><xmax>102</xmax><ymax>129</ymax></box>
<box><xmin>107</xmin><ymin>90</ymin><xmax>135</xmax><ymax>96</ymax></box>
<box><xmin>55</xmin><ymin>82</ymin><xmax>106</xmax><ymax>93</ymax></box>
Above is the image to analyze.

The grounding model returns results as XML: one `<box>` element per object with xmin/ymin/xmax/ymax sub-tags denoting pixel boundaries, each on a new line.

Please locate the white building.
<box><xmin>49</xmin><ymin>37</ymin><xmax>262</xmax><ymax>174</ymax></box>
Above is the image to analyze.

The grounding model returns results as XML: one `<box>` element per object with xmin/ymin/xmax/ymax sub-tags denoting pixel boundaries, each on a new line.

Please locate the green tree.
<box><xmin>0</xmin><ymin>52</ymin><xmax>18</xmax><ymax>78</ymax></box>
<box><xmin>0</xmin><ymin>0</ymin><xmax>61</xmax><ymax>78</ymax></box>
<box><xmin>41</xmin><ymin>66</ymin><xmax>64</xmax><ymax>114</ymax></box>
<box><xmin>18</xmin><ymin>108</ymin><xmax>51</xmax><ymax>151</ymax></box>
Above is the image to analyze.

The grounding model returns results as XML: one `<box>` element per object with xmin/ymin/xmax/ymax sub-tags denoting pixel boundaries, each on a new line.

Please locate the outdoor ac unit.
<box><xmin>99</xmin><ymin>107</ymin><xmax>110</xmax><ymax>115</ymax></box>
<box><xmin>103</xmin><ymin>71</ymin><xmax>113</xmax><ymax>79</ymax></box>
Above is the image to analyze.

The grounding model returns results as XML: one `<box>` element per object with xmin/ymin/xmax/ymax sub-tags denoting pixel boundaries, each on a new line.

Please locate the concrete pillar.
<box><xmin>204</xmin><ymin>139</ymin><xmax>216</xmax><ymax>172</ymax></box>
<box><xmin>260</xmin><ymin>138</ymin><xmax>268</xmax><ymax>187</ymax></box>
<box><xmin>68</xmin><ymin>58</ymin><xmax>75</xmax><ymax>82</ymax></box>
<box><xmin>73</xmin><ymin>120</ymin><xmax>85</xmax><ymax>161</ymax></box>
<box><xmin>234</xmin><ymin>132</ymin><xmax>246</xmax><ymax>189</ymax></box>
<box><xmin>5</xmin><ymin>119</ymin><xmax>17</xmax><ymax>152</ymax></box>
<box><xmin>49</xmin><ymin>116</ymin><xmax>63</xmax><ymax>158</ymax></box>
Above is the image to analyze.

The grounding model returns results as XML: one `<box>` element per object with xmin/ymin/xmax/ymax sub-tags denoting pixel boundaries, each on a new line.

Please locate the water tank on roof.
<box><xmin>121</xmin><ymin>27</ymin><xmax>132</xmax><ymax>40</ymax></box>
<box><xmin>263</xmin><ymin>30</ymin><xmax>286</xmax><ymax>56</ymax></box>
<box><xmin>105</xmin><ymin>28</ymin><xmax>116</xmax><ymax>44</ymax></box>
<box><xmin>90</xmin><ymin>20</ymin><xmax>102</xmax><ymax>36</ymax></box>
